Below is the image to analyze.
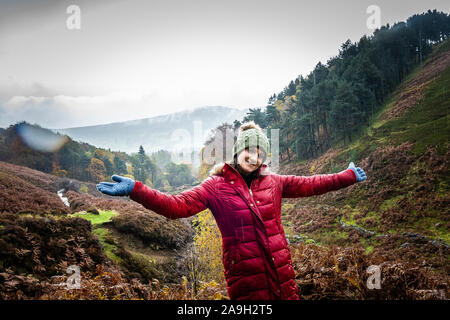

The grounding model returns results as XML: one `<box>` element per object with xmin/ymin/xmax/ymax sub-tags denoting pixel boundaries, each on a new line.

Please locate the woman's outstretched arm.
<box><xmin>279</xmin><ymin>162</ymin><xmax>366</xmax><ymax>198</ymax></box>
<box><xmin>129</xmin><ymin>178</ymin><xmax>215</xmax><ymax>219</ymax></box>
<box><xmin>97</xmin><ymin>175</ymin><xmax>215</xmax><ymax>219</ymax></box>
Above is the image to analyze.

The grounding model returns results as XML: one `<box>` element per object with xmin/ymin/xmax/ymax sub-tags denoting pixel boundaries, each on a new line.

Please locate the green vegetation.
<box><xmin>340</xmin><ymin>205</ymin><xmax>360</xmax><ymax>226</ymax></box>
<box><xmin>364</xmin><ymin>246</ymin><xmax>374</xmax><ymax>255</ymax></box>
<box><xmin>312</xmin><ymin>229</ymin><xmax>349</xmax><ymax>246</ymax></box>
<box><xmin>79</xmin><ymin>184</ymin><xmax>88</xmax><ymax>193</ymax></box>
<box><xmin>93</xmin><ymin>227</ymin><xmax>122</xmax><ymax>263</ymax></box>
<box><xmin>373</xmin><ymin>67</ymin><xmax>450</xmax><ymax>155</ymax></box>
<box><xmin>427</xmin><ymin>35</ymin><xmax>450</xmax><ymax>58</ymax></box>
<box><xmin>413</xmin><ymin>217</ymin><xmax>450</xmax><ymax>243</ymax></box>
<box><xmin>360</xmin><ymin>210</ymin><xmax>381</xmax><ymax>227</ymax></box>
<box><xmin>69</xmin><ymin>210</ymin><xmax>118</xmax><ymax>226</ymax></box>
<box><xmin>286</xmin><ymin>37</ymin><xmax>450</xmax><ymax>253</ymax></box>
<box><xmin>360</xmin><ymin>238</ymin><xmax>379</xmax><ymax>255</ymax></box>
<box><xmin>68</xmin><ymin>210</ymin><xmax>122</xmax><ymax>262</ymax></box>
<box><xmin>130</xmin><ymin>250</ymin><xmax>157</xmax><ymax>265</ymax></box>
<box><xmin>281</xmin><ymin>203</ymin><xmax>295</xmax><ymax>218</ymax></box>
<box><xmin>379</xmin><ymin>195</ymin><xmax>405</xmax><ymax>211</ymax></box>
<box><xmin>330</xmin><ymin>56</ymin><xmax>449</xmax><ymax>167</ymax></box>
<box><xmin>67</xmin><ymin>208</ymin><xmax>184</xmax><ymax>282</ymax></box>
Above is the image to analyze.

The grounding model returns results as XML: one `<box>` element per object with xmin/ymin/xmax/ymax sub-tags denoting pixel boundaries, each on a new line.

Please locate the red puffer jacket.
<box><xmin>130</xmin><ymin>162</ymin><xmax>357</xmax><ymax>300</ymax></box>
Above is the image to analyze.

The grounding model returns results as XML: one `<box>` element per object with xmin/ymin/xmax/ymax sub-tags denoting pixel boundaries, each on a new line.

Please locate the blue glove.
<box><xmin>96</xmin><ymin>175</ymin><xmax>135</xmax><ymax>196</ymax></box>
<box><xmin>347</xmin><ymin>162</ymin><xmax>366</xmax><ymax>182</ymax></box>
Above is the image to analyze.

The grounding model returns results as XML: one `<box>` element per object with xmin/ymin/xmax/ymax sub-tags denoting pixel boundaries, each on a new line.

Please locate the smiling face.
<box><xmin>236</xmin><ymin>146</ymin><xmax>266</xmax><ymax>175</ymax></box>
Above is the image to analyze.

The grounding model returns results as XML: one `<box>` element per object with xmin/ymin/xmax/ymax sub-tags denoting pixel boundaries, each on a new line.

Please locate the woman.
<box><xmin>97</xmin><ymin>121</ymin><xmax>367</xmax><ymax>300</ymax></box>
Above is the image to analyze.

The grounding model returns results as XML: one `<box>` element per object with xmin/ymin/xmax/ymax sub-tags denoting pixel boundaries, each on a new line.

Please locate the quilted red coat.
<box><xmin>130</xmin><ymin>162</ymin><xmax>357</xmax><ymax>300</ymax></box>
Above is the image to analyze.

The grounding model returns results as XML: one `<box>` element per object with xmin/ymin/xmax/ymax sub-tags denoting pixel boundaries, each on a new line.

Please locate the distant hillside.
<box><xmin>0</xmin><ymin>122</ymin><xmax>198</xmax><ymax>190</ymax></box>
<box><xmin>55</xmin><ymin>106</ymin><xmax>249</xmax><ymax>155</ymax></box>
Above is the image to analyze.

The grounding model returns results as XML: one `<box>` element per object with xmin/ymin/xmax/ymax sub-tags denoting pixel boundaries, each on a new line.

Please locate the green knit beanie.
<box><xmin>232</xmin><ymin>126</ymin><xmax>270</xmax><ymax>158</ymax></box>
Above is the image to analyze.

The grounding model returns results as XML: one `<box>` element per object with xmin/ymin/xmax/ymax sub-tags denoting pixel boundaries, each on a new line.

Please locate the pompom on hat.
<box><xmin>232</xmin><ymin>121</ymin><xmax>271</xmax><ymax>159</ymax></box>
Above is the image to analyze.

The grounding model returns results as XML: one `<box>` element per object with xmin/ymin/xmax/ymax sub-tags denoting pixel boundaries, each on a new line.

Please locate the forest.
<box><xmin>234</xmin><ymin>10</ymin><xmax>449</xmax><ymax>161</ymax></box>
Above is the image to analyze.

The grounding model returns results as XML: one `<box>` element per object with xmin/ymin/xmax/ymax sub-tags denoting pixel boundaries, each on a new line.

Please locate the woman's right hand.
<box><xmin>97</xmin><ymin>175</ymin><xmax>135</xmax><ymax>196</ymax></box>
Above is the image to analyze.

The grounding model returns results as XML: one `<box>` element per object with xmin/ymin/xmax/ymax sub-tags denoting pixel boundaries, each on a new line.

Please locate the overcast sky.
<box><xmin>0</xmin><ymin>0</ymin><xmax>449</xmax><ymax>129</ymax></box>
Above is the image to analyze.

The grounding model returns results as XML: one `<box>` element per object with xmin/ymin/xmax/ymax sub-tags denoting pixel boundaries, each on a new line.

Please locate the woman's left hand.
<box><xmin>347</xmin><ymin>162</ymin><xmax>367</xmax><ymax>182</ymax></box>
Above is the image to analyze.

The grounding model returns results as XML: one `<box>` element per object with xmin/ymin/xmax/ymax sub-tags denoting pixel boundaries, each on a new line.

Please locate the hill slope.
<box><xmin>0</xmin><ymin>160</ymin><xmax>202</xmax><ymax>299</ymax></box>
<box><xmin>277</xmin><ymin>40</ymin><xmax>449</xmax><ymax>298</ymax></box>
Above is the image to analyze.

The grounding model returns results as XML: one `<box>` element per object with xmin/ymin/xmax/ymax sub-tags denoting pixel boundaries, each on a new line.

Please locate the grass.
<box><xmin>360</xmin><ymin>237</ymin><xmax>380</xmax><ymax>255</ymax></box>
<box><xmin>69</xmin><ymin>209</ymin><xmax>122</xmax><ymax>263</ymax></box>
<box><xmin>69</xmin><ymin>210</ymin><xmax>118</xmax><ymax>226</ymax></box>
<box><xmin>437</xmin><ymin>179</ymin><xmax>449</xmax><ymax>197</ymax></box>
<box><xmin>130</xmin><ymin>250</ymin><xmax>157</xmax><ymax>264</ymax></box>
<box><xmin>333</xmin><ymin>43</ymin><xmax>449</xmax><ymax>167</ymax></box>
<box><xmin>342</xmin><ymin>187</ymin><xmax>367</xmax><ymax>207</ymax></box>
<box><xmin>340</xmin><ymin>206</ymin><xmax>359</xmax><ymax>226</ymax></box>
<box><xmin>93</xmin><ymin>227</ymin><xmax>122</xmax><ymax>263</ymax></box>
<box><xmin>372</xmin><ymin>66</ymin><xmax>450</xmax><ymax>156</ymax></box>
<box><xmin>360</xmin><ymin>210</ymin><xmax>381</xmax><ymax>226</ymax></box>
<box><xmin>371</xmin><ymin>98</ymin><xmax>398</xmax><ymax>130</ymax></box>
<box><xmin>79</xmin><ymin>184</ymin><xmax>89</xmax><ymax>193</ymax></box>
<box><xmin>312</xmin><ymin>229</ymin><xmax>349</xmax><ymax>246</ymax></box>
<box><xmin>413</xmin><ymin>217</ymin><xmax>450</xmax><ymax>244</ymax></box>
<box><xmin>426</xmin><ymin>37</ymin><xmax>450</xmax><ymax>60</ymax></box>
<box><xmin>281</xmin><ymin>203</ymin><xmax>295</xmax><ymax>218</ymax></box>
<box><xmin>379</xmin><ymin>195</ymin><xmax>405</xmax><ymax>211</ymax></box>
<box><xmin>364</xmin><ymin>245</ymin><xmax>374</xmax><ymax>255</ymax></box>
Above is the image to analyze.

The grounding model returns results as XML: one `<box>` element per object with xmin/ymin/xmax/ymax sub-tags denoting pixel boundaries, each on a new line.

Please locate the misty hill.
<box><xmin>54</xmin><ymin>106</ymin><xmax>249</xmax><ymax>155</ymax></box>
<box><xmin>0</xmin><ymin>122</ymin><xmax>201</xmax><ymax>190</ymax></box>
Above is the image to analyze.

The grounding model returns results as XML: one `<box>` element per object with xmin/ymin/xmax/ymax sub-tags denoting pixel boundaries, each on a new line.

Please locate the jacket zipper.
<box><xmin>249</xmin><ymin>178</ymin><xmax>255</xmax><ymax>197</ymax></box>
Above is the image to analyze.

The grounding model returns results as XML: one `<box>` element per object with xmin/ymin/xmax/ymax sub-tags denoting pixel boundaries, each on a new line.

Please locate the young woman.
<box><xmin>97</xmin><ymin>122</ymin><xmax>367</xmax><ymax>300</ymax></box>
